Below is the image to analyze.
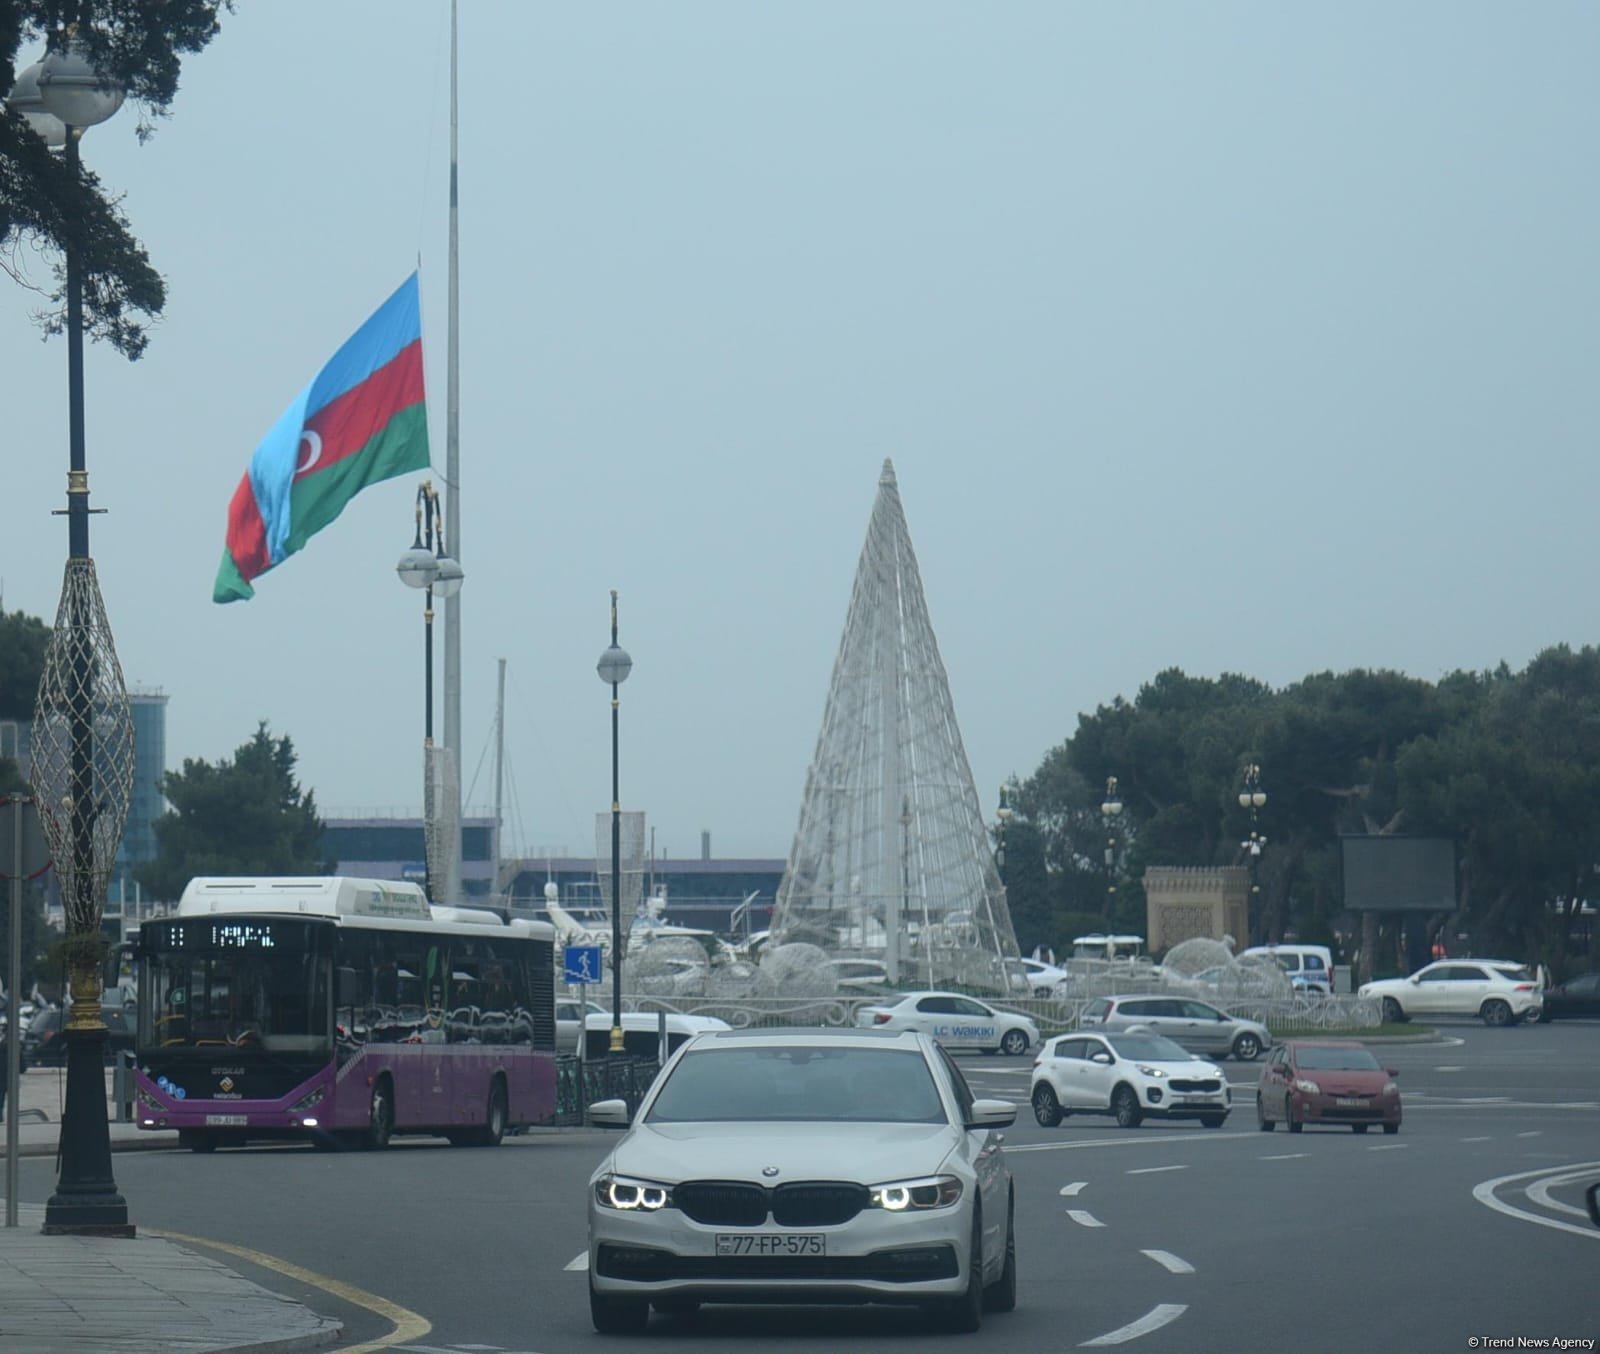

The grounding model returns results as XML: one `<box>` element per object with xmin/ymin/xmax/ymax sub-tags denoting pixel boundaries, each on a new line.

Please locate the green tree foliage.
<box><xmin>135</xmin><ymin>723</ymin><xmax>332</xmax><ymax>901</ymax></box>
<box><xmin>1</xmin><ymin>2</ymin><xmax>230</xmax><ymax>357</ymax></box>
<box><xmin>1008</xmin><ymin>651</ymin><xmax>1599</xmax><ymax>972</ymax></box>
<box><xmin>0</xmin><ymin>606</ymin><xmax>51</xmax><ymax>794</ymax></box>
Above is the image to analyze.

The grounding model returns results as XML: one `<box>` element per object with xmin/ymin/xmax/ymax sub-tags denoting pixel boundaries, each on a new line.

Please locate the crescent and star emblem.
<box><xmin>296</xmin><ymin>429</ymin><xmax>323</xmax><ymax>474</ymax></box>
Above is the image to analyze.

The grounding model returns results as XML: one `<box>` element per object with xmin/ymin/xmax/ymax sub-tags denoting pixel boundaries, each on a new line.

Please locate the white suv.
<box><xmin>1359</xmin><ymin>960</ymin><xmax>1543</xmax><ymax>1026</ymax></box>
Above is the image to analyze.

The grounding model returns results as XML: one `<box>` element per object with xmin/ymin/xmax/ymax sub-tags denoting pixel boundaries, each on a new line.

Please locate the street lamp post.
<box><xmin>397</xmin><ymin>481</ymin><xmax>463</xmax><ymax>902</ymax></box>
<box><xmin>596</xmin><ymin>592</ymin><xmax>632</xmax><ymax>1054</ymax></box>
<box><xmin>9</xmin><ymin>39</ymin><xmax>137</xmax><ymax>1236</ymax></box>
<box><xmin>1100</xmin><ymin>776</ymin><xmax>1123</xmax><ymax>924</ymax></box>
<box><xmin>995</xmin><ymin>783</ymin><xmax>1013</xmax><ymax>887</ymax></box>
<box><xmin>1239</xmin><ymin>764</ymin><xmax>1267</xmax><ymax>927</ymax></box>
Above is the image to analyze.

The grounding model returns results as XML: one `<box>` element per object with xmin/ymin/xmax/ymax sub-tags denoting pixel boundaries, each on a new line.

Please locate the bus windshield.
<box><xmin>140</xmin><ymin>917</ymin><xmax>332</xmax><ymax>1055</ymax></box>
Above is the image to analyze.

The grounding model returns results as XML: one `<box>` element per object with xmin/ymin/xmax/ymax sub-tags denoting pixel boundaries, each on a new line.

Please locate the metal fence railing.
<box><xmin>554</xmin><ymin>1055</ymin><xmax>661</xmax><ymax>1126</ymax></box>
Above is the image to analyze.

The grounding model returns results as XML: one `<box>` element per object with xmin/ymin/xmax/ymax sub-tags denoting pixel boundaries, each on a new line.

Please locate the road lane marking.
<box><xmin>565</xmin><ymin>1251</ymin><xmax>590</xmax><ymax>1271</ymax></box>
<box><xmin>1081</xmin><ymin>1303</ymin><xmax>1187</xmax><ymax>1345</ymax></box>
<box><xmin>1461</xmin><ymin>1136</ymin><xmax>1492</xmax><ymax>1142</ymax></box>
<box><xmin>1140</xmin><ymin>1249</ymin><xmax>1195</xmax><ymax>1274</ymax></box>
<box><xmin>1517</xmin><ymin>1130</ymin><xmax>1542</xmax><ymax>1138</ymax></box>
<box><xmin>1367</xmin><ymin>1144</ymin><xmax>1408</xmax><ymax>1151</ymax></box>
<box><xmin>148</xmin><ymin>1227</ymin><xmax>431</xmax><ymax>1353</ymax></box>
<box><xmin>1434</xmin><ymin>1066</ymin><xmax>1464</xmax><ymax>1071</ymax></box>
<box><xmin>1126</xmin><ymin>1165</ymin><xmax>1187</xmax><ymax>1175</ymax></box>
<box><xmin>1260</xmin><ymin>1153</ymin><xmax>1306</xmax><ymax>1160</ymax></box>
<box><xmin>1473</xmin><ymin>1161</ymin><xmax>1600</xmax><ymax>1241</ymax></box>
<box><xmin>1066</xmin><ymin>1209</ymin><xmax>1105</xmax><ymax>1228</ymax></box>
<box><xmin>1528</xmin><ymin>1169</ymin><xmax>1594</xmax><ymax>1219</ymax></box>
<box><xmin>1006</xmin><ymin>1132</ymin><xmax>1256</xmax><ymax>1152</ymax></box>
<box><xmin>1060</xmin><ymin>1182</ymin><xmax>1088</xmax><ymax>1196</ymax></box>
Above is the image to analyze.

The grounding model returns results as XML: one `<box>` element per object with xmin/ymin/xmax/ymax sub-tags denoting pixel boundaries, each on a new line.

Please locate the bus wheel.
<box><xmin>179</xmin><ymin>1130</ymin><xmax>217</xmax><ymax>1154</ymax></box>
<box><xmin>365</xmin><ymin>1080</ymin><xmax>394</xmax><ymax>1151</ymax></box>
<box><xmin>483</xmin><ymin>1080</ymin><xmax>507</xmax><ymax>1147</ymax></box>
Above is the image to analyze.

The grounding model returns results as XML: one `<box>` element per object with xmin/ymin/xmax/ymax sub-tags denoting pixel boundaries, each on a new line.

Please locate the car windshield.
<box><xmin>1106</xmin><ymin>1033</ymin><xmax>1193</xmax><ymax>1061</ymax></box>
<box><xmin>646</xmin><ymin>1045</ymin><xmax>947</xmax><ymax>1124</ymax></box>
<box><xmin>1295</xmin><ymin>1047</ymin><xmax>1381</xmax><ymax>1071</ymax></box>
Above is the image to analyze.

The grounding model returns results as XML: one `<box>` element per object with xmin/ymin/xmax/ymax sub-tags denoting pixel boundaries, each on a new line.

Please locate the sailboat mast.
<box><xmin>442</xmin><ymin>0</ymin><xmax>464</xmax><ymax>903</ymax></box>
<box><xmin>494</xmin><ymin>656</ymin><xmax>506</xmax><ymax>888</ymax></box>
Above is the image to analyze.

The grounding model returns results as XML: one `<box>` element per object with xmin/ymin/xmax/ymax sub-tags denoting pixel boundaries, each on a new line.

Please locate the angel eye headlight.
<box><xmin>869</xmin><ymin>1175</ymin><xmax>962</xmax><ymax>1211</ymax></box>
<box><xmin>594</xmin><ymin>1174</ymin><xmax>672</xmax><ymax>1212</ymax></box>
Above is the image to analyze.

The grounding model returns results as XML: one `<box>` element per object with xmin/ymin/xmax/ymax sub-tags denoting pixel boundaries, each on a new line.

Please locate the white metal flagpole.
<box><xmin>442</xmin><ymin>0</ymin><xmax>464</xmax><ymax>903</ymax></box>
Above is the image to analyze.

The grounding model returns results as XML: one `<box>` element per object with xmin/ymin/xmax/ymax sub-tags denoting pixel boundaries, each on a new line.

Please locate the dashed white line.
<box><xmin>1517</xmin><ymin>1131</ymin><xmax>1543</xmax><ymax>1138</ymax></box>
<box><xmin>1060</xmin><ymin>1182</ymin><xmax>1088</xmax><ymax>1197</ymax></box>
<box><xmin>1140</xmin><ymin>1249</ymin><xmax>1195</xmax><ymax>1274</ymax></box>
<box><xmin>1081</xmin><ymin>1303</ymin><xmax>1188</xmax><ymax>1345</ymax></box>
<box><xmin>1367</xmin><ymin>1144</ymin><xmax>1408</xmax><ymax>1151</ymax></box>
<box><xmin>1006</xmin><ymin>1132</ymin><xmax>1256</xmax><ymax>1152</ymax></box>
<box><xmin>1260</xmin><ymin>1153</ymin><xmax>1307</xmax><ymax>1160</ymax></box>
<box><xmin>1126</xmin><ymin>1165</ymin><xmax>1187</xmax><ymax>1176</ymax></box>
<box><xmin>1066</xmin><ymin>1209</ymin><xmax>1106</xmax><ymax>1228</ymax></box>
<box><xmin>1461</xmin><ymin>1136</ymin><xmax>1493</xmax><ymax>1142</ymax></box>
<box><xmin>564</xmin><ymin>1251</ymin><xmax>589</xmax><ymax>1271</ymax></box>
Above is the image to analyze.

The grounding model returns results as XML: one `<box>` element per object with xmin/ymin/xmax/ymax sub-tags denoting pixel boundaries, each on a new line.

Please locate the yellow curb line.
<box><xmin>146</xmin><ymin>1228</ymin><xmax>431</xmax><ymax>1353</ymax></box>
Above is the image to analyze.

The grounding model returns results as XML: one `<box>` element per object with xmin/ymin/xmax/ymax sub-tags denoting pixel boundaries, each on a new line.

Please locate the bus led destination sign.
<box><xmin>151</xmin><ymin>919</ymin><xmax>317</xmax><ymax>951</ymax></box>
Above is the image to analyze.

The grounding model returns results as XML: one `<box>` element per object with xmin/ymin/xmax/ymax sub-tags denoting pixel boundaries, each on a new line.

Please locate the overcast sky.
<box><xmin>4</xmin><ymin>2</ymin><xmax>1596</xmax><ymax>863</ymax></box>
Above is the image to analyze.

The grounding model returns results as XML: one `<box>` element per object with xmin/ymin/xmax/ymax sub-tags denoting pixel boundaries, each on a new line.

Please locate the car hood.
<box><xmin>1293</xmin><ymin>1069</ymin><xmax>1392</xmax><ymax>1094</ymax></box>
<box><xmin>603</xmin><ymin>1120</ymin><xmax>962</xmax><ymax>1186</ymax></box>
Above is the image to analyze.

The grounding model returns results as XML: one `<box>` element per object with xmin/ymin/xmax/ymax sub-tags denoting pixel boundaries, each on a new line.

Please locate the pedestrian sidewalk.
<box><xmin>3</xmin><ymin>1070</ymin><xmax>340</xmax><ymax>1353</ymax></box>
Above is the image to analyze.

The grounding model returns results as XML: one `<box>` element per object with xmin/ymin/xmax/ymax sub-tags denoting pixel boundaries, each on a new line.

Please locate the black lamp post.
<box><xmin>596</xmin><ymin>591</ymin><xmax>632</xmax><ymax>1054</ymax></box>
<box><xmin>396</xmin><ymin>481</ymin><xmax>463</xmax><ymax>902</ymax></box>
<box><xmin>1239</xmin><ymin>764</ymin><xmax>1267</xmax><ymax>923</ymax></box>
<box><xmin>11</xmin><ymin>39</ymin><xmax>137</xmax><ymax>1237</ymax></box>
<box><xmin>1100</xmin><ymin>776</ymin><xmax>1123</xmax><ymax>924</ymax></box>
<box><xmin>995</xmin><ymin>783</ymin><xmax>1013</xmax><ymax>887</ymax></box>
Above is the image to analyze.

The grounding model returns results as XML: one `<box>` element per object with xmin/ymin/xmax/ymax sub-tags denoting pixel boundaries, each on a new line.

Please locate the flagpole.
<box><xmin>442</xmin><ymin>0</ymin><xmax>464</xmax><ymax>903</ymax></box>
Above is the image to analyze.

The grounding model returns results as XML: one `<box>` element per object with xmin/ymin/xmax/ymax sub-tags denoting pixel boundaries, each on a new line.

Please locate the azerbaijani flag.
<box><xmin>214</xmin><ymin>273</ymin><xmax>430</xmax><ymax>603</ymax></box>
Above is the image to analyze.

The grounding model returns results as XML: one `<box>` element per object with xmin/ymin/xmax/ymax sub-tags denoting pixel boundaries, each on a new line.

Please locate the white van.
<box><xmin>1238</xmin><ymin>944</ymin><xmax>1336</xmax><ymax>994</ymax></box>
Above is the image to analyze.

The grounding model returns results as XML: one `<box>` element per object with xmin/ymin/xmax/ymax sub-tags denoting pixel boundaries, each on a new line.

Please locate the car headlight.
<box><xmin>289</xmin><ymin>1088</ymin><xmax>327</xmax><ymax>1113</ymax></box>
<box><xmin>869</xmin><ymin>1175</ymin><xmax>963</xmax><ymax>1211</ymax></box>
<box><xmin>1294</xmin><ymin>1079</ymin><xmax>1321</xmax><ymax>1094</ymax></box>
<box><xmin>1383</xmin><ymin>1082</ymin><xmax>1399</xmax><ymax>1096</ymax></box>
<box><xmin>594</xmin><ymin>1173</ymin><xmax>673</xmax><ymax>1212</ymax></box>
<box><xmin>1135</xmin><ymin>1065</ymin><xmax>1167</xmax><ymax>1079</ymax></box>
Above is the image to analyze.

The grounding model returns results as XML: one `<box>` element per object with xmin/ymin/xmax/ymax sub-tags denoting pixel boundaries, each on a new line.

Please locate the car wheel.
<box><xmin>1232</xmin><ymin>1031</ymin><xmax>1262</xmax><ymax>1061</ymax></box>
<box><xmin>1381</xmin><ymin>997</ymin><xmax>1404</xmax><ymax>1024</ymax></box>
<box><xmin>1199</xmin><ymin>1114</ymin><xmax>1226</xmax><ymax>1128</ymax></box>
<box><xmin>1001</xmin><ymin>1028</ymin><xmax>1030</xmax><ymax>1057</ymax></box>
<box><xmin>983</xmin><ymin>1194</ymin><xmax>1017</xmax><ymax>1313</ymax></box>
<box><xmin>364</xmin><ymin>1079</ymin><xmax>394</xmax><ymax>1151</ymax></box>
<box><xmin>1353</xmin><ymin>1123</ymin><xmax>1370</xmax><ymax>1134</ymax></box>
<box><xmin>927</xmin><ymin>1211</ymin><xmax>984</xmax><ymax>1333</ymax></box>
<box><xmin>1035</xmin><ymin>984</ymin><xmax>1053</xmax><ymax>1000</ymax></box>
<box><xmin>1032</xmin><ymin>1082</ymin><xmax>1063</xmax><ymax>1128</ymax></box>
<box><xmin>1383</xmin><ymin>1122</ymin><xmax>1400</xmax><ymax>1136</ymax></box>
<box><xmin>1481</xmin><ymin>999</ymin><xmax>1512</xmax><ymax>1028</ymax></box>
<box><xmin>1112</xmin><ymin>1084</ymin><xmax>1143</xmax><ymax>1129</ymax></box>
<box><xmin>1286</xmin><ymin>1095</ymin><xmax>1302</xmax><ymax>1134</ymax></box>
<box><xmin>590</xmin><ymin>1276</ymin><xmax>649</xmax><ymax>1334</ymax></box>
<box><xmin>1257</xmin><ymin>1094</ymin><xmax>1275</xmax><ymax>1131</ymax></box>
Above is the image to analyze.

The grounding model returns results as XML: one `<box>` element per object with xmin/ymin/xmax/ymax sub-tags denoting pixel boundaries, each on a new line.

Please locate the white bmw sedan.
<box><xmin>854</xmin><ymin>991</ymin><xmax>1041</xmax><ymax>1056</ymax></box>
<box><xmin>587</xmin><ymin>1028</ymin><xmax>1018</xmax><ymax>1334</ymax></box>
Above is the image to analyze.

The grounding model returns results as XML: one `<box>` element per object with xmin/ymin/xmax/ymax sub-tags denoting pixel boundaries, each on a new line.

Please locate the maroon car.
<box><xmin>1256</xmin><ymin>1039</ymin><xmax>1401</xmax><ymax>1134</ymax></box>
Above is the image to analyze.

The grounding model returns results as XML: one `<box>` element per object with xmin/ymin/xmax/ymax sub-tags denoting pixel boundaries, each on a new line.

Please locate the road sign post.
<box><xmin>1</xmin><ymin>795</ymin><xmax>51</xmax><ymax>1230</ymax></box>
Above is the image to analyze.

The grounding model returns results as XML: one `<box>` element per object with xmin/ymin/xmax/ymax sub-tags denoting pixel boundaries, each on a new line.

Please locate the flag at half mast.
<box><xmin>214</xmin><ymin>272</ymin><xmax>430</xmax><ymax>602</ymax></box>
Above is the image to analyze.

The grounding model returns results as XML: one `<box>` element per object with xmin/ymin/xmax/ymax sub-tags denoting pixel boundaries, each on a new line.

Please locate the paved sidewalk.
<box><xmin>4</xmin><ymin>1071</ymin><xmax>340</xmax><ymax>1353</ymax></box>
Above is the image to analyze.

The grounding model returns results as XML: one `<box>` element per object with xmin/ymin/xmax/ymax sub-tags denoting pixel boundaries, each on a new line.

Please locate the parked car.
<box><xmin>1078</xmin><ymin>994</ymin><xmax>1269</xmax><ymax>1061</ymax></box>
<box><xmin>855</xmin><ymin>991</ymin><xmax>1039</xmax><ymax>1056</ymax></box>
<box><xmin>556</xmin><ymin>998</ymin><xmax>608</xmax><ymax>1054</ymax></box>
<box><xmin>586</xmin><ymin>1027</ymin><xmax>1017</xmax><ymax>1333</ymax></box>
<box><xmin>1255</xmin><ymin>1039</ymin><xmax>1401</xmax><ymax>1134</ymax></box>
<box><xmin>1016</xmin><ymin>957</ymin><xmax>1071</xmax><ymax>998</ymax></box>
<box><xmin>1237</xmin><ymin>944</ymin><xmax>1336</xmax><ymax>994</ymax></box>
<box><xmin>23</xmin><ymin>1004</ymin><xmax>135</xmax><ymax>1066</ymax></box>
<box><xmin>581</xmin><ymin>1010</ymin><xmax>731</xmax><ymax>1061</ymax></box>
<box><xmin>1030</xmin><ymin>1030</ymin><xmax>1230</xmax><ymax>1129</ymax></box>
<box><xmin>1536</xmin><ymin>971</ymin><xmax>1600</xmax><ymax>1022</ymax></box>
<box><xmin>1358</xmin><ymin>960</ymin><xmax>1543</xmax><ymax>1026</ymax></box>
<box><xmin>821</xmin><ymin>958</ymin><xmax>893</xmax><ymax>992</ymax></box>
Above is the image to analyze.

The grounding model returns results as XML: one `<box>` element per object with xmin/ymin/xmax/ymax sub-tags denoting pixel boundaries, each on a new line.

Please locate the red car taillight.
<box><xmin>1514</xmin><ymin>984</ymin><xmax>1533</xmax><ymax>992</ymax></box>
<box><xmin>873</xmin><ymin>1012</ymin><xmax>892</xmax><ymax>1025</ymax></box>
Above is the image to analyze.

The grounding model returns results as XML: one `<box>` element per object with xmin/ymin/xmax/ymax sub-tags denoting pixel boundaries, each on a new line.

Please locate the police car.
<box><xmin>854</xmin><ymin>991</ymin><xmax>1040</xmax><ymax>1056</ymax></box>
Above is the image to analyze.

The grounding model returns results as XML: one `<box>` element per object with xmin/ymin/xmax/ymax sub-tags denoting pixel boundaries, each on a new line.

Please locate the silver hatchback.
<box><xmin>1079</xmin><ymin>994</ymin><xmax>1269</xmax><ymax>1061</ymax></box>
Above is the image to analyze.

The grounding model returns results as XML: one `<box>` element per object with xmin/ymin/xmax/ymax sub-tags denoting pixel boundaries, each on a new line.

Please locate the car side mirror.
<box><xmin>1091</xmin><ymin>1051</ymin><xmax>1113</xmax><ymax>1065</ymax></box>
<box><xmin>1387</xmin><ymin>1068</ymin><xmax>1400</xmax><ymax>1078</ymax></box>
<box><xmin>966</xmin><ymin>1098</ymin><xmax>1017</xmax><ymax>1130</ymax></box>
<box><xmin>588</xmin><ymin>1098</ymin><xmax>631</xmax><ymax>1129</ymax></box>
<box><xmin>1587</xmin><ymin>1182</ymin><xmax>1600</xmax><ymax>1229</ymax></box>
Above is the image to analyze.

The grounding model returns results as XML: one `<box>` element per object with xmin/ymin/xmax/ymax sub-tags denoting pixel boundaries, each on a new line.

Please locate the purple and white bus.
<box><xmin>133</xmin><ymin>876</ymin><xmax>557</xmax><ymax>1152</ymax></box>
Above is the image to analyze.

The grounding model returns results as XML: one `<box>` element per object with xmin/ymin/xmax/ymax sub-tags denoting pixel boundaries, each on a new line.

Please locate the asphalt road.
<box><xmin>13</xmin><ymin>1017</ymin><xmax>1600</xmax><ymax>1354</ymax></box>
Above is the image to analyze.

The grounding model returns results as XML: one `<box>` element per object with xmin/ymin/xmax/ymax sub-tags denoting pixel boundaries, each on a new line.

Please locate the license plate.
<box><xmin>204</xmin><ymin>1114</ymin><xmax>247</xmax><ymax>1126</ymax></box>
<box><xmin>1335</xmin><ymin>1098</ymin><xmax>1367</xmax><ymax>1108</ymax></box>
<box><xmin>715</xmin><ymin>1234</ymin><xmax>825</xmax><ymax>1257</ymax></box>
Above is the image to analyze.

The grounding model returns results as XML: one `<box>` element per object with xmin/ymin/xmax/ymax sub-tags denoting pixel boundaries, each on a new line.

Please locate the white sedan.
<box><xmin>855</xmin><ymin>991</ymin><xmax>1040</xmax><ymax>1056</ymax></box>
<box><xmin>1017</xmin><ymin>958</ymin><xmax>1071</xmax><ymax>997</ymax></box>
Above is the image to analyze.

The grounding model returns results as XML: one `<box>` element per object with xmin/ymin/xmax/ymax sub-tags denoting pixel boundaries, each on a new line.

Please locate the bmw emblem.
<box><xmin>762</xmin><ymin>1166</ymin><xmax>780</xmax><ymax>1178</ymax></box>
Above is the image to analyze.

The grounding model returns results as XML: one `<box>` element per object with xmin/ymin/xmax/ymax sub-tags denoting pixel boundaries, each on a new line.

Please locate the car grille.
<box><xmin>674</xmin><ymin>1181</ymin><xmax>869</xmax><ymax>1228</ymax></box>
<box><xmin>1168</xmin><ymin>1078</ymin><xmax>1222</xmax><ymax>1093</ymax></box>
<box><xmin>596</xmin><ymin>1243</ymin><xmax>957</xmax><ymax>1283</ymax></box>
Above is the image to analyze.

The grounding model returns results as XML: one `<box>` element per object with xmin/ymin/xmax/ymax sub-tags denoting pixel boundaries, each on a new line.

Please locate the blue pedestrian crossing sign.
<box><xmin>564</xmin><ymin>945</ymin><xmax>603</xmax><ymax>985</ymax></box>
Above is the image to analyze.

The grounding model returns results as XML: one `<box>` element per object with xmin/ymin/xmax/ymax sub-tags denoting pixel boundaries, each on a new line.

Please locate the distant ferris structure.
<box><xmin>772</xmin><ymin>460</ymin><xmax>1020</xmax><ymax>993</ymax></box>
